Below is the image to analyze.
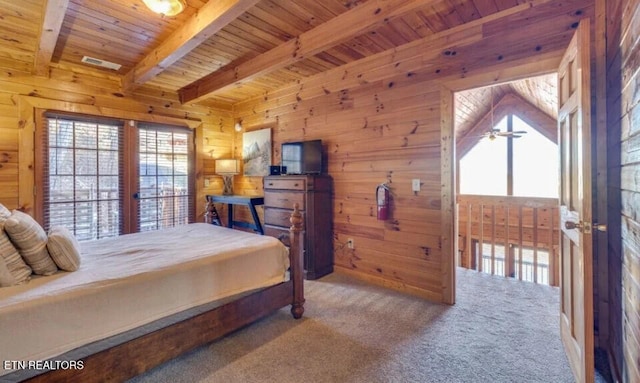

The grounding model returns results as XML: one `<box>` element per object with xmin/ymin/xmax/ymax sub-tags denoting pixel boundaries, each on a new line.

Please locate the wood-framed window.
<box><xmin>137</xmin><ymin>123</ymin><xmax>194</xmax><ymax>232</ymax></box>
<box><xmin>36</xmin><ymin>112</ymin><xmax>195</xmax><ymax>240</ymax></box>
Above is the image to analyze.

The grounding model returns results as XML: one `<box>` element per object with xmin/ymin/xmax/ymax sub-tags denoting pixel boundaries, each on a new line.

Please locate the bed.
<box><xmin>1</xmin><ymin>205</ymin><xmax>305</xmax><ymax>383</ymax></box>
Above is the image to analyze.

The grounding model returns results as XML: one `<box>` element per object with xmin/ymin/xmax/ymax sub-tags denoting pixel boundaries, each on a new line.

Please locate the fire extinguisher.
<box><xmin>376</xmin><ymin>183</ymin><xmax>390</xmax><ymax>221</ymax></box>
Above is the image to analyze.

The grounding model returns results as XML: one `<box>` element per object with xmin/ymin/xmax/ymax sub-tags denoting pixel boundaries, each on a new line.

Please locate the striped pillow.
<box><xmin>0</xmin><ymin>227</ymin><xmax>32</xmax><ymax>285</ymax></box>
<box><xmin>0</xmin><ymin>204</ymin><xmax>32</xmax><ymax>287</ymax></box>
<box><xmin>47</xmin><ymin>226</ymin><xmax>81</xmax><ymax>272</ymax></box>
<box><xmin>0</xmin><ymin>253</ymin><xmax>16</xmax><ymax>287</ymax></box>
<box><xmin>4</xmin><ymin>211</ymin><xmax>58</xmax><ymax>276</ymax></box>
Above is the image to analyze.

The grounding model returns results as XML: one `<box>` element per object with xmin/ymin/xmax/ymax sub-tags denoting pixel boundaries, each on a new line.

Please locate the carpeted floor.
<box><xmin>129</xmin><ymin>268</ymin><xmax>600</xmax><ymax>383</ymax></box>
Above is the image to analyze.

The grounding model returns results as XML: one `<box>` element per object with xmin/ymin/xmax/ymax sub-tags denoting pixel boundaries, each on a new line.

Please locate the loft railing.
<box><xmin>457</xmin><ymin>194</ymin><xmax>560</xmax><ymax>286</ymax></box>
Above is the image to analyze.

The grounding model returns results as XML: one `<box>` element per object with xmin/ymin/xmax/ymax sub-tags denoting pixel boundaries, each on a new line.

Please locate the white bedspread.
<box><xmin>0</xmin><ymin>224</ymin><xmax>289</xmax><ymax>376</ymax></box>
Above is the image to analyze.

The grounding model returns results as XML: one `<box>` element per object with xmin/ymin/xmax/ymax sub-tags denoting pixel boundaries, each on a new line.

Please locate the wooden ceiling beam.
<box><xmin>234</xmin><ymin>0</ymin><xmax>586</xmax><ymax>112</ymax></box>
<box><xmin>122</xmin><ymin>0</ymin><xmax>261</xmax><ymax>93</ymax></box>
<box><xmin>457</xmin><ymin>93</ymin><xmax>510</xmax><ymax>159</ymax></box>
<box><xmin>34</xmin><ymin>0</ymin><xmax>70</xmax><ymax>77</ymax></box>
<box><xmin>179</xmin><ymin>0</ymin><xmax>434</xmax><ymax>104</ymax></box>
<box><xmin>503</xmin><ymin>92</ymin><xmax>557</xmax><ymax>142</ymax></box>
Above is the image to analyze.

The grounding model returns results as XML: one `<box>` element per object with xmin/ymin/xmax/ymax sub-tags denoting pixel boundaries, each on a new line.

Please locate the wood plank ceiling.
<box><xmin>455</xmin><ymin>74</ymin><xmax>558</xmax><ymax>141</ymax></box>
<box><xmin>0</xmin><ymin>0</ymin><xmax>555</xmax><ymax>114</ymax></box>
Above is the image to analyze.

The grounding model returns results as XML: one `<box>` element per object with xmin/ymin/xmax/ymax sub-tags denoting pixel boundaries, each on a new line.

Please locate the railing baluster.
<box><xmin>518</xmin><ymin>205</ymin><xmax>523</xmax><ymax>281</ymax></box>
<box><xmin>466</xmin><ymin>203</ymin><xmax>472</xmax><ymax>269</ymax></box>
<box><xmin>549</xmin><ymin>207</ymin><xmax>558</xmax><ymax>286</ymax></box>
<box><xmin>491</xmin><ymin>204</ymin><xmax>496</xmax><ymax>276</ymax></box>
<box><xmin>533</xmin><ymin>207</ymin><xmax>538</xmax><ymax>284</ymax></box>
<box><xmin>505</xmin><ymin>205</ymin><xmax>513</xmax><ymax>278</ymax></box>
<box><xmin>479</xmin><ymin>204</ymin><xmax>484</xmax><ymax>273</ymax></box>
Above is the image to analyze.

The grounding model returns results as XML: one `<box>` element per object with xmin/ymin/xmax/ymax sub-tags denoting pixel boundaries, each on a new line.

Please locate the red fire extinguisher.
<box><xmin>376</xmin><ymin>183</ymin><xmax>390</xmax><ymax>221</ymax></box>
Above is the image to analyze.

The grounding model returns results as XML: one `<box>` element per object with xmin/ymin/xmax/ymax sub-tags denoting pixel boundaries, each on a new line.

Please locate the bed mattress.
<box><xmin>0</xmin><ymin>224</ymin><xmax>289</xmax><ymax>377</ymax></box>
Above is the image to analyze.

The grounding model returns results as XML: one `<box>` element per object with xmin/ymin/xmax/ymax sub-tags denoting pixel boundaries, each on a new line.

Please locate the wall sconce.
<box><xmin>234</xmin><ymin>120</ymin><xmax>243</xmax><ymax>132</ymax></box>
<box><xmin>215</xmin><ymin>159</ymin><xmax>240</xmax><ymax>195</ymax></box>
<box><xmin>142</xmin><ymin>0</ymin><xmax>185</xmax><ymax>16</ymax></box>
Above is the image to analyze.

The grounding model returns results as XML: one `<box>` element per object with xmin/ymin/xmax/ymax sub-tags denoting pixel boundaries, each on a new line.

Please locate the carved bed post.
<box><xmin>289</xmin><ymin>203</ymin><xmax>305</xmax><ymax>319</ymax></box>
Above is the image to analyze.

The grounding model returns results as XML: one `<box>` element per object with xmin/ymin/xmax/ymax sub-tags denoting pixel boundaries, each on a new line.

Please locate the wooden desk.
<box><xmin>206</xmin><ymin>195</ymin><xmax>264</xmax><ymax>235</ymax></box>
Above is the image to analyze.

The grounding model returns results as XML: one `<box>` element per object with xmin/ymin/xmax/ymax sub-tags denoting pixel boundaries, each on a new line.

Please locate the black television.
<box><xmin>281</xmin><ymin>139</ymin><xmax>322</xmax><ymax>175</ymax></box>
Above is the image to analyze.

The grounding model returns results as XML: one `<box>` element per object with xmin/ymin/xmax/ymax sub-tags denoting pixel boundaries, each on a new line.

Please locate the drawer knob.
<box><xmin>268</xmin><ymin>182</ymin><xmax>273</xmax><ymax>186</ymax></box>
<box><xmin>294</xmin><ymin>183</ymin><xmax>299</xmax><ymax>187</ymax></box>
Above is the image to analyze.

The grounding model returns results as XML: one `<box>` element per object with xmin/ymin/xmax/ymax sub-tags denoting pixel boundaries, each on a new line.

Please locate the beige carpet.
<box><xmin>129</xmin><ymin>268</ymin><xmax>577</xmax><ymax>383</ymax></box>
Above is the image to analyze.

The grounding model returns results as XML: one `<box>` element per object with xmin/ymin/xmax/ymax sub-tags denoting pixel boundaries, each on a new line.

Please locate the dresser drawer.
<box><xmin>264</xmin><ymin>178</ymin><xmax>305</xmax><ymax>191</ymax></box>
<box><xmin>265</xmin><ymin>207</ymin><xmax>305</xmax><ymax>228</ymax></box>
<box><xmin>264</xmin><ymin>192</ymin><xmax>305</xmax><ymax>210</ymax></box>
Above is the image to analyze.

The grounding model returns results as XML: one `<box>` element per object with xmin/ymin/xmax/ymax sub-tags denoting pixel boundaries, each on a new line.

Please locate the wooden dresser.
<box><xmin>263</xmin><ymin>174</ymin><xmax>333</xmax><ymax>280</ymax></box>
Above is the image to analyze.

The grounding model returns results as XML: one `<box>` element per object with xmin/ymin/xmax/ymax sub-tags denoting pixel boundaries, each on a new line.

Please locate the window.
<box><xmin>460</xmin><ymin>116</ymin><xmax>508</xmax><ymax>196</ymax></box>
<box><xmin>460</xmin><ymin>114</ymin><xmax>558</xmax><ymax>198</ymax></box>
<box><xmin>512</xmin><ymin>116</ymin><xmax>558</xmax><ymax>198</ymax></box>
<box><xmin>138</xmin><ymin>125</ymin><xmax>193</xmax><ymax>232</ymax></box>
<box><xmin>39</xmin><ymin>113</ymin><xmax>194</xmax><ymax>240</ymax></box>
<box><xmin>43</xmin><ymin>115</ymin><xmax>123</xmax><ymax>241</ymax></box>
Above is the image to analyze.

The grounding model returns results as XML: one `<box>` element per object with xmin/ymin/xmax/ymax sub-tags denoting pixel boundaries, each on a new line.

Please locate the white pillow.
<box><xmin>47</xmin><ymin>226</ymin><xmax>81</xmax><ymax>272</ymax></box>
<box><xmin>0</xmin><ymin>203</ymin><xmax>10</xmax><ymax>220</ymax></box>
<box><xmin>4</xmin><ymin>211</ymin><xmax>58</xmax><ymax>276</ymax></box>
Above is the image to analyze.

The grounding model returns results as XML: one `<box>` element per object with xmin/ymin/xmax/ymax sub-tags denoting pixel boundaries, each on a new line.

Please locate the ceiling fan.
<box><xmin>482</xmin><ymin>128</ymin><xmax>528</xmax><ymax>140</ymax></box>
<box><xmin>480</xmin><ymin>86</ymin><xmax>527</xmax><ymax>141</ymax></box>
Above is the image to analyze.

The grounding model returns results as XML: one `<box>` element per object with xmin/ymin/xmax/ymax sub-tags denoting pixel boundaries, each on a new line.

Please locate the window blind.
<box><xmin>137</xmin><ymin>123</ymin><xmax>195</xmax><ymax>231</ymax></box>
<box><xmin>43</xmin><ymin>113</ymin><xmax>124</xmax><ymax>241</ymax></box>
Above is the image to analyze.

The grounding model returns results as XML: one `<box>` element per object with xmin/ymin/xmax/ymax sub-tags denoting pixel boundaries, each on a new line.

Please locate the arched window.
<box><xmin>460</xmin><ymin>114</ymin><xmax>558</xmax><ymax>198</ymax></box>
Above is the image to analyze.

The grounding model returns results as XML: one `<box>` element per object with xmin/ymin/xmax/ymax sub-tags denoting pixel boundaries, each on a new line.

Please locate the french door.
<box><xmin>136</xmin><ymin>124</ymin><xmax>194</xmax><ymax>232</ymax></box>
<box><xmin>39</xmin><ymin>114</ymin><xmax>194</xmax><ymax>240</ymax></box>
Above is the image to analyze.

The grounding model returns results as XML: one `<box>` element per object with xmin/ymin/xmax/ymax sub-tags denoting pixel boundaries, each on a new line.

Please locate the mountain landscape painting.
<box><xmin>242</xmin><ymin>128</ymin><xmax>271</xmax><ymax>176</ymax></box>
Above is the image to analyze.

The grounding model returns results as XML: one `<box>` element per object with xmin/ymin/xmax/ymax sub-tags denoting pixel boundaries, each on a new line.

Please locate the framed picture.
<box><xmin>242</xmin><ymin>128</ymin><xmax>271</xmax><ymax>176</ymax></box>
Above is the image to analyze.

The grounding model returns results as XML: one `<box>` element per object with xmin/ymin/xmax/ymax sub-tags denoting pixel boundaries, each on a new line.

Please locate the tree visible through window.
<box><xmin>460</xmin><ymin>114</ymin><xmax>558</xmax><ymax>198</ymax></box>
<box><xmin>44</xmin><ymin>116</ymin><xmax>123</xmax><ymax>241</ymax></box>
<box><xmin>138</xmin><ymin>125</ymin><xmax>192</xmax><ymax>232</ymax></box>
<box><xmin>40</xmin><ymin>114</ymin><xmax>194</xmax><ymax>241</ymax></box>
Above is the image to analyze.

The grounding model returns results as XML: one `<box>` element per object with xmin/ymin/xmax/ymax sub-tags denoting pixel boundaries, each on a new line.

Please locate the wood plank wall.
<box><xmin>232</xmin><ymin>0</ymin><xmax>595</xmax><ymax>302</ymax></box>
<box><xmin>0</xmin><ymin>63</ymin><xmax>232</xmax><ymax>221</ymax></box>
<box><xmin>234</xmin><ymin>75</ymin><xmax>445</xmax><ymax>301</ymax></box>
<box><xmin>607</xmin><ymin>0</ymin><xmax>640</xmax><ymax>380</ymax></box>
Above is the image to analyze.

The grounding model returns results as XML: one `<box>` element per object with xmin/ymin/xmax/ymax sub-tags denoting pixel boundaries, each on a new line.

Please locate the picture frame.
<box><xmin>242</xmin><ymin>128</ymin><xmax>271</xmax><ymax>176</ymax></box>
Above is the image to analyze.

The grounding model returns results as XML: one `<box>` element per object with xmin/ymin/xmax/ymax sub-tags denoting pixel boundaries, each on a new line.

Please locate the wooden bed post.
<box><xmin>290</xmin><ymin>203</ymin><xmax>305</xmax><ymax>319</ymax></box>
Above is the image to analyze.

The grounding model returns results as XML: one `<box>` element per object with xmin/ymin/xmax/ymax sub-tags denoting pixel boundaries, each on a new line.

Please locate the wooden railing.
<box><xmin>457</xmin><ymin>194</ymin><xmax>560</xmax><ymax>286</ymax></box>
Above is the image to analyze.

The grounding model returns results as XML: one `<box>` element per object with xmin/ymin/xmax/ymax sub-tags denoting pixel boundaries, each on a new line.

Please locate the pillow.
<box><xmin>0</xmin><ymin>228</ymin><xmax>32</xmax><ymax>285</ymax></box>
<box><xmin>4</xmin><ymin>211</ymin><xmax>58</xmax><ymax>276</ymax></box>
<box><xmin>0</xmin><ymin>254</ymin><xmax>16</xmax><ymax>287</ymax></box>
<box><xmin>47</xmin><ymin>226</ymin><xmax>81</xmax><ymax>272</ymax></box>
<box><xmin>0</xmin><ymin>203</ymin><xmax>10</xmax><ymax>220</ymax></box>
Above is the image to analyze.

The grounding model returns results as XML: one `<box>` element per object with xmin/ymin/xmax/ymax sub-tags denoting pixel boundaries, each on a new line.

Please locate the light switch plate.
<box><xmin>412</xmin><ymin>179</ymin><xmax>420</xmax><ymax>192</ymax></box>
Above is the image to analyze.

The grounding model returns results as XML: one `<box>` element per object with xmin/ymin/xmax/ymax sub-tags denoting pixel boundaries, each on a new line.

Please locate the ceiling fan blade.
<box><xmin>511</xmin><ymin>130</ymin><xmax>528</xmax><ymax>134</ymax></box>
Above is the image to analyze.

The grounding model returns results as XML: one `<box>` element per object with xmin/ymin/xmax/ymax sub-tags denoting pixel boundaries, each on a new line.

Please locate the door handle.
<box><xmin>565</xmin><ymin>221</ymin><xmax>605</xmax><ymax>234</ymax></box>
<box><xmin>565</xmin><ymin>221</ymin><xmax>583</xmax><ymax>231</ymax></box>
<box><xmin>593</xmin><ymin>223</ymin><xmax>607</xmax><ymax>232</ymax></box>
